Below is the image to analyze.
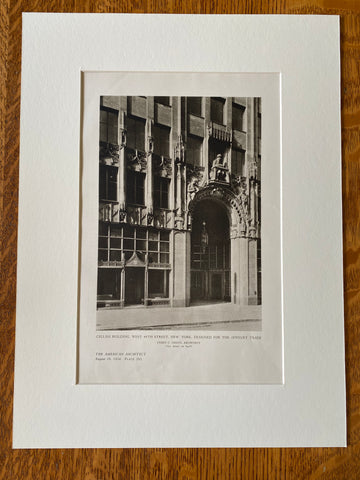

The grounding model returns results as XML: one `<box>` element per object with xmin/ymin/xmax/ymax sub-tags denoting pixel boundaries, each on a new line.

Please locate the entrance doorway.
<box><xmin>190</xmin><ymin>199</ymin><xmax>230</xmax><ymax>304</ymax></box>
<box><xmin>125</xmin><ymin>267</ymin><xmax>144</xmax><ymax>305</ymax></box>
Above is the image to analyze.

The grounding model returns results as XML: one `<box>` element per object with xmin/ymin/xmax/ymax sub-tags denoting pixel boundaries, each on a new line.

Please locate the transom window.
<box><xmin>191</xmin><ymin>244</ymin><xmax>230</xmax><ymax>270</ymax></box>
<box><xmin>100</xmin><ymin>107</ymin><xmax>118</xmax><ymax>144</ymax></box>
<box><xmin>98</xmin><ymin>223</ymin><xmax>170</xmax><ymax>264</ymax></box>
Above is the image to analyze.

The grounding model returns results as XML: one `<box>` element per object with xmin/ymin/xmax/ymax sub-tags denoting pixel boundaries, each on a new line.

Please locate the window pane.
<box><xmin>99</xmin><ymin>237</ymin><xmax>108</xmax><ymax>248</ymax></box>
<box><xmin>232</xmin><ymin>103</ymin><xmax>245</xmax><ymax>131</ymax></box>
<box><xmin>98</xmin><ymin>250</ymin><xmax>108</xmax><ymax>261</ymax></box>
<box><xmin>99</xmin><ymin>222</ymin><xmax>108</xmax><ymax>236</ymax></box>
<box><xmin>110</xmin><ymin>250</ymin><xmax>122</xmax><ymax>261</ymax></box>
<box><xmin>100</xmin><ymin>107</ymin><xmax>118</xmax><ymax>143</ymax></box>
<box><xmin>153</xmin><ymin>124</ymin><xmax>170</xmax><ymax>157</ymax></box>
<box><xmin>110</xmin><ymin>224</ymin><xmax>121</xmax><ymax>237</ymax></box>
<box><xmin>160</xmin><ymin>231</ymin><xmax>169</xmax><ymax>241</ymax></box>
<box><xmin>187</xmin><ymin>97</ymin><xmax>202</xmax><ymax>116</ymax></box>
<box><xmin>136</xmin><ymin>239</ymin><xmax>146</xmax><ymax>250</ymax></box>
<box><xmin>231</xmin><ymin>149</ymin><xmax>245</xmax><ymax>176</ymax></box>
<box><xmin>148</xmin><ymin>252</ymin><xmax>158</xmax><ymax>263</ymax></box>
<box><xmin>127</xmin><ymin>116</ymin><xmax>146</xmax><ymax>151</ymax></box>
<box><xmin>187</xmin><ymin>135</ymin><xmax>202</xmax><ymax>166</ymax></box>
<box><xmin>149</xmin><ymin>241</ymin><xmax>158</xmax><ymax>251</ymax></box>
<box><xmin>155</xmin><ymin>97</ymin><xmax>170</xmax><ymax>106</ymax></box>
<box><xmin>99</xmin><ymin>123</ymin><xmax>108</xmax><ymax>143</ymax></box>
<box><xmin>110</xmin><ymin>238</ymin><xmax>121</xmax><ymax>249</ymax></box>
<box><xmin>123</xmin><ymin>238</ymin><xmax>134</xmax><ymax>250</ymax></box>
<box><xmin>123</xmin><ymin>224</ymin><xmax>134</xmax><ymax>238</ymax></box>
<box><xmin>160</xmin><ymin>253</ymin><xmax>169</xmax><ymax>263</ymax></box>
<box><xmin>136</xmin><ymin>227</ymin><xmax>147</xmax><ymax>239</ymax></box>
<box><xmin>160</xmin><ymin>242</ymin><xmax>169</xmax><ymax>252</ymax></box>
<box><xmin>149</xmin><ymin>230</ymin><xmax>158</xmax><ymax>241</ymax></box>
<box><xmin>211</xmin><ymin>97</ymin><xmax>225</xmax><ymax>124</ymax></box>
<box><xmin>97</xmin><ymin>269</ymin><xmax>120</xmax><ymax>298</ymax></box>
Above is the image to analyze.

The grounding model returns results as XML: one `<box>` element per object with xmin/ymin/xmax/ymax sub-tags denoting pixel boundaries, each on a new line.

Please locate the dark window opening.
<box><xmin>126</xmin><ymin>115</ymin><xmax>146</xmax><ymax>151</ymax></box>
<box><xmin>148</xmin><ymin>270</ymin><xmax>169</xmax><ymax>298</ymax></box>
<box><xmin>210</xmin><ymin>97</ymin><xmax>225</xmax><ymax>125</ymax></box>
<box><xmin>232</xmin><ymin>103</ymin><xmax>245</xmax><ymax>131</ymax></box>
<box><xmin>187</xmin><ymin>97</ymin><xmax>202</xmax><ymax>117</ymax></box>
<box><xmin>186</xmin><ymin>135</ymin><xmax>202</xmax><ymax>166</ymax></box>
<box><xmin>99</xmin><ymin>165</ymin><xmax>118</xmax><ymax>201</ymax></box>
<box><xmin>97</xmin><ymin>269</ymin><xmax>121</xmax><ymax>300</ymax></box>
<box><xmin>153</xmin><ymin>124</ymin><xmax>170</xmax><ymax>157</ymax></box>
<box><xmin>231</xmin><ymin>149</ymin><xmax>245</xmax><ymax>176</ymax></box>
<box><xmin>155</xmin><ymin>96</ymin><xmax>170</xmax><ymax>106</ymax></box>
<box><xmin>127</xmin><ymin>171</ymin><xmax>145</xmax><ymax>205</ymax></box>
<box><xmin>154</xmin><ymin>176</ymin><xmax>169</xmax><ymax>209</ymax></box>
<box><xmin>100</xmin><ymin>107</ymin><xmax>118</xmax><ymax>144</ymax></box>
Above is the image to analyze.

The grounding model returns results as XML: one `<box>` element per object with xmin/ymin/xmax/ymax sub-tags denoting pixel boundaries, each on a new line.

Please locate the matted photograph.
<box><xmin>97</xmin><ymin>95</ymin><xmax>262</xmax><ymax>331</ymax></box>
<box><xmin>78</xmin><ymin>71</ymin><xmax>281</xmax><ymax>385</ymax></box>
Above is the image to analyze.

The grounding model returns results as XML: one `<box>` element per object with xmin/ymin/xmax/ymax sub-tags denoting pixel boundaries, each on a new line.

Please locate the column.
<box><xmin>173</xmin><ymin>230</ymin><xmax>191</xmax><ymax>307</ymax></box>
<box><xmin>145</xmin><ymin>118</ymin><xmax>153</xmax><ymax>215</ymax></box>
<box><xmin>248</xmin><ymin>239</ymin><xmax>258</xmax><ymax>305</ymax></box>
<box><xmin>230</xmin><ymin>236</ymin><xmax>241</xmax><ymax>304</ymax></box>
<box><xmin>239</xmin><ymin>237</ymin><xmax>249</xmax><ymax>305</ymax></box>
<box><xmin>120</xmin><ymin>268</ymin><xmax>125</xmax><ymax>307</ymax></box>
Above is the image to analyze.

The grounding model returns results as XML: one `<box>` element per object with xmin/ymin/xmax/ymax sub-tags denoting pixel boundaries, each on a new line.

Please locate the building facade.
<box><xmin>97</xmin><ymin>96</ymin><xmax>261</xmax><ymax>309</ymax></box>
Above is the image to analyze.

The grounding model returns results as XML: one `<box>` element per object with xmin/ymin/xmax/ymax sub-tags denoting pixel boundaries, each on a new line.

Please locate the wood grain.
<box><xmin>1</xmin><ymin>0</ymin><xmax>359</xmax><ymax>478</ymax></box>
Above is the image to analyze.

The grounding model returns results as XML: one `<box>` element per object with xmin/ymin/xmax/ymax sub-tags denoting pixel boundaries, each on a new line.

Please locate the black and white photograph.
<box><xmin>97</xmin><ymin>96</ymin><xmax>262</xmax><ymax>331</ymax></box>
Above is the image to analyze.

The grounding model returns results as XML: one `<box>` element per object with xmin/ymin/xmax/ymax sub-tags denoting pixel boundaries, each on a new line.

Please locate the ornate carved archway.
<box><xmin>188</xmin><ymin>184</ymin><xmax>249</xmax><ymax>238</ymax></box>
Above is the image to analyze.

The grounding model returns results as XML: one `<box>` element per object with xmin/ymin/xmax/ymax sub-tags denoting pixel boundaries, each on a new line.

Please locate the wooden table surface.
<box><xmin>1</xmin><ymin>1</ymin><xmax>359</xmax><ymax>478</ymax></box>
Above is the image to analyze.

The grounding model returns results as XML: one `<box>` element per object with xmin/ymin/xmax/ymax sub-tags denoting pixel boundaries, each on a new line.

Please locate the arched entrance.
<box><xmin>190</xmin><ymin>199</ymin><xmax>231</xmax><ymax>304</ymax></box>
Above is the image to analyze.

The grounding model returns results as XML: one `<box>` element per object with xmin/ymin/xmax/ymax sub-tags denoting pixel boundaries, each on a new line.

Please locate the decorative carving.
<box><xmin>126</xmin><ymin>148</ymin><xmax>147</xmax><ymax>172</ymax></box>
<box><xmin>188</xmin><ymin>185</ymin><xmax>249</xmax><ymax>236</ymax></box>
<box><xmin>154</xmin><ymin>211</ymin><xmax>165</xmax><ymax>228</ymax></box>
<box><xmin>187</xmin><ymin>176</ymin><xmax>199</xmax><ymax>203</ymax></box>
<box><xmin>209</xmin><ymin>154</ymin><xmax>230</xmax><ymax>183</ymax></box>
<box><xmin>147</xmin><ymin>135</ymin><xmax>154</xmax><ymax>154</ymax></box>
<box><xmin>175</xmin><ymin>216</ymin><xmax>185</xmax><ymax>230</ymax></box>
<box><xmin>174</xmin><ymin>135</ymin><xmax>185</xmax><ymax>164</ymax></box>
<box><xmin>147</xmin><ymin>211</ymin><xmax>154</xmax><ymax>226</ymax></box>
<box><xmin>207</xmin><ymin>122</ymin><xmax>232</xmax><ymax>143</ymax></box>
<box><xmin>153</xmin><ymin>154</ymin><xmax>172</xmax><ymax>177</ymax></box>
<box><xmin>99</xmin><ymin>142</ymin><xmax>120</xmax><ymax>164</ymax></box>
<box><xmin>119</xmin><ymin>210</ymin><xmax>127</xmax><ymax>222</ymax></box>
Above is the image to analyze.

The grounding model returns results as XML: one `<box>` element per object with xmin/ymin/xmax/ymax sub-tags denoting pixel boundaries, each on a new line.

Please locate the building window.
<box><xmin>100</xmin><ymin>107</ymin><xmax>118</xmax><ymax>144</ymax></box>
<box><xmin>155</xmin><ymin>96</ymin><xmax>170</xmax><ymax>106</ymax></box>
<box><xmin>210</xmin><ymin>97</ymin><xmax>225</xmax><ymax>125</ymax></box>
<box><xmin>232</xmin><ymin>103</ymin><xmax>245</xmax><ymax>131</ymax></box>
<box><xmin>127</xmin><ymin>171</ymin><xmax>145</xmax><ymax>205</ymax></box>
<box><xmin>126</xmin><ymin>115</ymin><xmax>146</xmax><ymax>151</ymax></box>
<box><xmin>231</xmin><ymin>149</ymin><xmax>246</xmax><ymax>176</ymax></box>
<box><xmin>148</xmin><ymin>270</ymin><xmax>169</xmax><ymax>298</ymax></box>
<box><xmin>186</xmin><ymin>135</ymin><xmax>202</xmax><ymax>166</ymax></box>
<box><xmin>99</xmin><ymin>165</ymin><xmax>118</xmax><ymax>201</ymax></box>
<box><xmin>153</xmin><ymin>124</ymin><xmax>170</xmax><ymax>157</ymax></box>
<box><xmin>187</xmin><ymin>97</ymin><xmax>202</xmax><ymax>117</ymax></box>
<box><xmin>97</xmin><ymin>269</ymin><xmax>121</xmax><ymax>300</ymax></box>
<box><xmin>98</xmin><ymin>223</ymin><xmax>170</xmax><ymax>265</ymax></box>
<box><xmin>154</xmin><ymin>176</ymin><xmax>169</xmax><ymax>209</ymax></box>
